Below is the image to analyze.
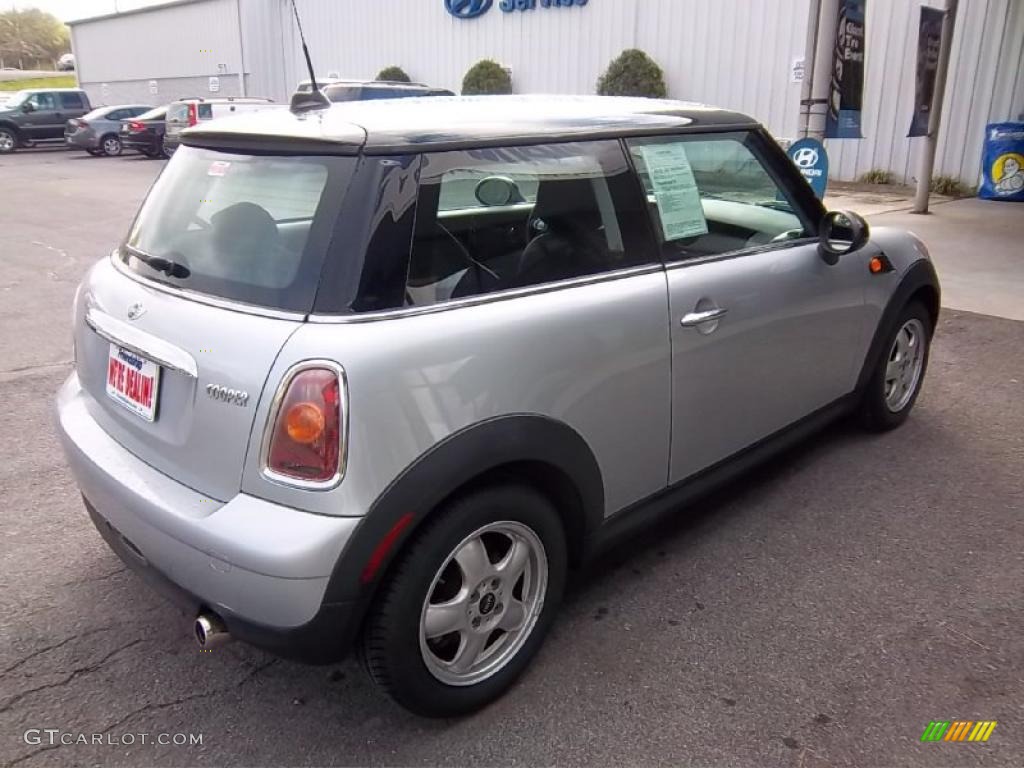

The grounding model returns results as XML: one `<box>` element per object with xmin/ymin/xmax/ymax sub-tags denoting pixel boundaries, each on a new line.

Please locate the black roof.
<box><xmin>182</xmin><ymin>95</ymin><xmax>759</xmax><ymax>155</ymax></box>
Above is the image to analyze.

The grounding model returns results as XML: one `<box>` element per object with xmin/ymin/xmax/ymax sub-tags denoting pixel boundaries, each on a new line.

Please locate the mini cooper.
<box><xmin>56</xmin><ymin>95</ymin><xmax>939</xmax><ymax>717</ymax></box>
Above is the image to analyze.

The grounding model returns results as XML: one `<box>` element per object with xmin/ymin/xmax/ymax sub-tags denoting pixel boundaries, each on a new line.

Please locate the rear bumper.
<box><xmin>122</xmin><ymin>136</ymin><xmax>158</xmax><ymax>153</ymax></box>
<box><xmin>55</xmin><ymin>372</ymin><xmax>364</xmax><ymax>662</ymax></box>
<box><xmin>65</xmin><ymin>131</ymin><xmax>97</xmax><ymax>149</ymax></box>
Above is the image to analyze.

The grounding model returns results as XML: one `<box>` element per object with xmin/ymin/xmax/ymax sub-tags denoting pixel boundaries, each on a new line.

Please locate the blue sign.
<box><xmin>446</xmin><ymin>0</ymin><xmax>587</xmax><ymax>19</ymax></box>
<box><xmin>787</xmin><ymin>138</ymin><xmax>829</xmax><ymax>199</ymax></box>
<box><xmin>445</xmin><ymin>0</ymin><xmax>493</xmax><ymax>19</ymax></box>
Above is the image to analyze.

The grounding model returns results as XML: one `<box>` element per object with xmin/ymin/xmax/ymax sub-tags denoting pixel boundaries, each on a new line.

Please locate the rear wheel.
<box><xmin>859</xmin><ymin>300</ymin><xmax>932</xmax><ymax>431</ymax></box>
<box><xmin>361</xmin><ymin>483</ymin><xmax>567</xmax><ymax>717</ymax></box>
<box><xmin>0</xmin><ymin>128</ymin><xmax>17</xmax><ymax>154</ymax></box>
<box><xmin>100</xmin><ymin>134</ymin><xmax>122</xmax><ymax>156</ymax></box>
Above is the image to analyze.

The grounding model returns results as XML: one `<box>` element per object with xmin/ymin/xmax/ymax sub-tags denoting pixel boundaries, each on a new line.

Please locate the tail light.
<box><xmin>187</xmin><ymin>103</ymin><xmax>198</xmax><ymax>126</ymax></box>
<box><xmin>69</xmin><ymin>119</ymin><xmax>85</xmax><ymax>129</ymax></box>
<box><xmin>128</xmin><ymin>121</ymin><xmax>145</xmax><ymax>132</ymax></box>
<box><xmin>263</xmin><ymin>363</ymin><xmax>346</xmax><ymax>487</ymax></box>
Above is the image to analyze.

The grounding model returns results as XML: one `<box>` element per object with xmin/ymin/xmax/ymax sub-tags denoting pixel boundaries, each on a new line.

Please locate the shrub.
<box><xmin>858</xmin><ymin>169</ymin><xmax>893</xmax><ymax>185</ymax></box>
<box><xmin>461</xmin><ymin>59</ymin><xmax>513</xmax><ymax>96</ymax></box>
<box><xmin>930</xmin><ymin>175</ymin><xmax>974</xmax><ymax>198</ymax></box>
<box><xmin>376</xmin><ymin>66</ymin><xmax>411</xmax><ymax>83</ymax></box>
<box><xmin>597</xmin><ymin>49</ymin><xmax>668</xmax><ymax>98</ymax></box>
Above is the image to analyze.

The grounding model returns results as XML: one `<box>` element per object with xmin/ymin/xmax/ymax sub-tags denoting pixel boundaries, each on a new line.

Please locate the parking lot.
<box><xmin>1</xmin><ymin>147</ymin><xmax>1022</xmax><ymax>767</ymax></box>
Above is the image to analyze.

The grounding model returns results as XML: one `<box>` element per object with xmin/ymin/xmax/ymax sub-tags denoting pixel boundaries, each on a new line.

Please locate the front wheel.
<box><xmin>0</xmin><ymin>128</ymin><xmax>17</xmax><ymax>154</ymax></box>
<box><xmin>859</xmin><ymin>300</ymin><xmax>932</xmax><ymax>431</ymax></box>
<box><xmin>361</xmin><ymin>483</ymin><xmax>567</xmax><ymax>717</ymax></box>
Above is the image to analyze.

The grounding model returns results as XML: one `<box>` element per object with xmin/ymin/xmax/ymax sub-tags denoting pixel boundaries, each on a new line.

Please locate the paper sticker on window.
<box><xmin>207</xmin><ymin>161</ymin><xmax>231</xmax><ymax>177</ymax></box>
<box><xmin>640</xmin><ymin>144</ymin><xmax>708</xmax><ymax>241</ymax></box>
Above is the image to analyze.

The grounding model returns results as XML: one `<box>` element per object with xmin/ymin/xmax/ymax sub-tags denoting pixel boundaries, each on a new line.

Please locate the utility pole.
<box><xmin>912</xmin><ymin>0</ymin><xmax>959</xmax><ymax>214</ymax></box>
<box><xmin>801</xmin><ymin>0</ymin><xmax>840</xmax><ymax>141</ymax></box>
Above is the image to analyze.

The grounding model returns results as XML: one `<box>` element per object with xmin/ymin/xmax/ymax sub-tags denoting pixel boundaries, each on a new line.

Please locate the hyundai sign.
<box><xmin>447</xmin><ymin>0</ymin><xmax>588</xmax><ymax>19</ymax></box>
<box><xmin>787</xmin><ymin>138</ymin><xmax>829</xmax><ymax>199</ymax></box>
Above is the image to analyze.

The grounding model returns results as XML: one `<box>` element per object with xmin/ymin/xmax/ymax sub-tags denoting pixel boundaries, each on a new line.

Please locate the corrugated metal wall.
<box><xmin>825</xmin><ymin>0</ymin><xmax>1024</xmax><ymax>185</ymax></box>
<box><xmin>70</xmin><ymin>0</ymin><xmax>1024</xmax><ymax>185</ymax></box>
<box><xmin>72</xmin><ymin>0</ymin><xmax>243</xmax><ymax>85</ymax></box>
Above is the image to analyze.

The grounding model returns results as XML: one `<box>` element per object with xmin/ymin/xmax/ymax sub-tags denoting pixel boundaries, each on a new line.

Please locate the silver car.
<box><xmin>64</xmin><ymin>104</ymin><xmax>152</xmax><ymax>156</ymax></box>
<box><xmin>56</xmin><ymin>95</ymin><xmax>939</xmax><ymax>717</ymax></box>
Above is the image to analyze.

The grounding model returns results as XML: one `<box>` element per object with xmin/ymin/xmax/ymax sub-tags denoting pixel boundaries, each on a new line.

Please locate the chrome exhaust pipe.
<box><xmin>194</xmin><ymin>612</ymin><xmax>232</xmax><ymax>649</ymax></box>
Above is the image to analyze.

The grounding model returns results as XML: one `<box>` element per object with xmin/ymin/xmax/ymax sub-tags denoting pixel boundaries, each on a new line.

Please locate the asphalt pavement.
<box><xmin>1</xmin><ymin>148</ymin><xmax>1021</xmax><ymax>767</ymax></box>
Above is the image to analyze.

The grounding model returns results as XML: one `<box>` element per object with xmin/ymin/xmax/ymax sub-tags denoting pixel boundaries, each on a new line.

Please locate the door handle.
<box><xmin>680</xmin><ymin>308</ymin><xmax>728</xmax><ymax>327</ymax></box>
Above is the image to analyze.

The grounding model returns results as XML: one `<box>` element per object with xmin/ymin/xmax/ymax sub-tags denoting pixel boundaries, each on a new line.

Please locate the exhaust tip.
<box><xmin>194</xmin><ymin>613</ymin><xmax>232</xmax><ymax>649</ymax></box>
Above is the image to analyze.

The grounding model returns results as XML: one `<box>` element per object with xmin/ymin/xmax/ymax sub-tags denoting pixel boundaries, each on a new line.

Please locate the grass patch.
<box><xmin>0</xmin><ymin>75</ymin><xmax>77</xmax><ymax>92</ymax></box>
<box><xmin>858</xmin><ymin>168</ymin><xmax>894</xmax><ymax>185</ymax></box>
<box><xmin>930</xmin><ymin>175</ymin><xmax>975</xmax><ymax>198</ymax></box>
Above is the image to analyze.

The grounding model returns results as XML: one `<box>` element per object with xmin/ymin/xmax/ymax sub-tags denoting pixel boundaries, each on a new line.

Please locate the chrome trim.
<box><xmin>663</xmin><ymin>237</ymin><xmax>820</xmax><ymax>271</ymax></box>
<box><xmin>85</xmin><ymin>305</ymin><xmax>199</xmax><ymax>379</ymax></box>
<box><xmin>109</xmin><ymin>251</ymin><xmax>308</xmax><ymax>322</ymax></box>
<box><xmin>681</xmin><ymin>308</ymin><xmax>728</xmax><ymax>327</ymax></box>
<box><xmin>258</xmin><ymin>360</ymin><xmax>349</xmax><ymax>492</ymax></box>
<box><xmin>308</xmin><ymin>263</ymin><xmax>664</xmax><ymax>324</ymax></box>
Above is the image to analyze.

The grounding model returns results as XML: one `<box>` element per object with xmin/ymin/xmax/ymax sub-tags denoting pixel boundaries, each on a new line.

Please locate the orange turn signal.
<box><xmin>285</xmin><ymin>401</ymin><xmax>325</xmax><ymax>444</ymax></box>
<box><xmin>869</xmin><ymin>256</ymin><xmax>885</xmax><ymax>274</ymax></box>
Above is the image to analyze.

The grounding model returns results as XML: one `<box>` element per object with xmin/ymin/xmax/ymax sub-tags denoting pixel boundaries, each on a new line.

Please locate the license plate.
<box><xmin>106</xmin><ymin>344</ymin><xmax>161</xmax><ymax>422</ymax></box>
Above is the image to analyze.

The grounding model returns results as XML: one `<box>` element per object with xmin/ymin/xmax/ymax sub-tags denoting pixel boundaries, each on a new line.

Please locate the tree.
<box><xmin>597</xmin><ymin>49</ymin><xmax>668</xmax><ymax>99</ymax></box>
<box><xmin>376</xmin><ymin>66</ymin><xmax>412</xmax><ymax>83</ymax></box>
<box><xmin>0</xmin><ymin>9</ymin><xmax>70</xmax><ymax>70</ymax></box>
<box><xmin>461</xmin><ymin>60</ymin><xmax>513</xmax><ymax>96</ymax></box>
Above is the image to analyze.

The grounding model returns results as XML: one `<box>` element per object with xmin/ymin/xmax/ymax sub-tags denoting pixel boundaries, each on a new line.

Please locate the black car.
<box><xmin>119</xmin><ymin>105</ymin><xmax>168</xmax><ymax>158</ymax></box>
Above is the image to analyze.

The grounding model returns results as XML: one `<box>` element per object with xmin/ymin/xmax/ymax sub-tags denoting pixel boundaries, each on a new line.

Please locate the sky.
<box><xmin>11</xmin><ymin>0</ymin><xmax>167</xmax><ymax>23</ymax></box>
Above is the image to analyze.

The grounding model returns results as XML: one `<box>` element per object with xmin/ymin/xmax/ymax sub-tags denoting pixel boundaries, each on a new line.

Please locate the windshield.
<box><xmin>3</xmin><ymin>91</ymin><xmax>28</xmax><ymax>108</ymax></box>
<box><xmin>119</xmin><ymin>147</ymin><xmax>355</xmax><ymax>312</ymax></box>
<box><xmin>135</xmin><ymin>106</ymin><xmax>166</xmax><ymax>121</ymax></box>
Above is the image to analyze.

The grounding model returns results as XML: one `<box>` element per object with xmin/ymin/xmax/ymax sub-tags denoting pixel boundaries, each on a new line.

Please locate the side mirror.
<box><xmin>21</xmin><ymin>102</ymin><xmax>35</xmax><ymax>113</ymax></box>
<box><xmin>818</xmin><ymin>210</ymin><xmax>870</xmax><ymax>265</ymax></box>
<box><xmin>475</xmin><ymin>176</ymin><xmax>520</xmax><ymax>207</ymax></box>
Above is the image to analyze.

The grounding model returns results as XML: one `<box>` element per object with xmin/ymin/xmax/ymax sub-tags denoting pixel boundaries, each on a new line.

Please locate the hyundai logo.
<box><xmin>793</xmin><ymin>147</ymin><xmax>820</xmax><ymax>169</ymax></box>
<box><xmin>126</xmin><ymin>302</ymin><xmax>146</xmax><ymax>321</ymax></box>
<box><xmin>445</xmin><ymin>0</ymin><xmax>492</xmax><ymax>19</ymax></box>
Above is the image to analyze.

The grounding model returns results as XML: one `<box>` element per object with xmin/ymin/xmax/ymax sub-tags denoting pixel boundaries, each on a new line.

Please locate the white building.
<box><xmin>69</xmin><ymin>0</ymin><xmax>1024</xmax><ymax>186</ymax></box>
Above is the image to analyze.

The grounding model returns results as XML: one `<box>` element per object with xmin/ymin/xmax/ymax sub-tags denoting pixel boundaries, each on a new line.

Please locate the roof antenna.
<box><xmin>289</xmin><ymin>0</ymin><xmax>330</xmax><ymax>113</ymax></box>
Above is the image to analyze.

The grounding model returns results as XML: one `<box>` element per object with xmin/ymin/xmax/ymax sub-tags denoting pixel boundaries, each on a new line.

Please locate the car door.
<box><xmin>627</xmin><ymin>131</ymin><xmax>875</xmax><ymax>483</ymax></box>
<box><xmin>22</xmin><ymin>92</ymin><xmax>60</xmax><ymax>139</ymax></box>
<box><xmin>60</xmin><ymin>92</ymin><xmax>88</xmax><ymax>123</ymax></box>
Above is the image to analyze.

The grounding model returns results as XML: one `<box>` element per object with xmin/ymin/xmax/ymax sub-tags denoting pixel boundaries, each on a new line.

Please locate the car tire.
<box><xmin>858</xmin><ymin>300</ymin><xmax>932</xmax><ymax>432</ymax></box>
<box><xmin>361</xmin><ymin>482</ymin><xmax>567</xmax><ymax>717</ymax></box>
<box><xmin>0</xmin><ymin>127</ymin><xmax>17</xmax><ymax>154</ymax></box>
<box><xmin>100</xmin><ymin>134</ymin><xmax>122</xmax><ymax>157</ymax></box>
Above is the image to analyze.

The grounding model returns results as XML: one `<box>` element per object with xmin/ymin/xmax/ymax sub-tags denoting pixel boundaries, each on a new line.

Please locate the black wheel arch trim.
<box><xmin>323</xmin><ymin>413</ymin><xmax>605</xmax><ymax>607</ymax></box>
<box><xmin>856</xmin><ymin>258</ymin><xmax>940</xmax><ymax>393</ymax></box>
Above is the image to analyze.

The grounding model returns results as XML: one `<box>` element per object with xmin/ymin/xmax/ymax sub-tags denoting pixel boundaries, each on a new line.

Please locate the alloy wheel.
<box><xmin>103</xmin><ymin>136</ymin><xmax>121</xmax><ymax>156</ymax></box>
<box><xmin>419</xmin><ymin>521</ymin><xmax>547</xmax><ymax>686</ymax></box>
<box><xmin>884</xmin><ymin>318</ymin><xmax>926</xmax><ymax>412</ymax></box>
<box><xmin>0</xmin><ymin>131</ymin><xmax>15</xmax><ymax>152</ymax></box>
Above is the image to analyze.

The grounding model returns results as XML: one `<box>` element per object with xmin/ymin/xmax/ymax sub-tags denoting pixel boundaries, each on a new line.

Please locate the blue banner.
<box><xmin>788</xmin><ymin>138</ymin><xmax>830</xmax><ymax>199</ymax></box>
<box><xmin>826</xmin><ymin>0</ymin><xmax>866</xmax><ymax>139</ymax></box>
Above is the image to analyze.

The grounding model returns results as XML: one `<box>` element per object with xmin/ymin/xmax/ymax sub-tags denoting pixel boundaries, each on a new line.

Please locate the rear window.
<box><xmin>136</xmin><ymin>106</ymin><xmax>166</xmax><ymax>121</ymax></box>
<box><xmin>167</xmin><ymin>103</ymin><xmax>189</xmax><ymax>122</ymax></box>
<box><xmin>120</xmin><ymin>147</ymin><xmax>354</xmax><ymax>312</ymax></box>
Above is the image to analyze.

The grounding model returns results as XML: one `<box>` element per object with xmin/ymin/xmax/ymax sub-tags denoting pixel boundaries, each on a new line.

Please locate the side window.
<box><xmin>406</xmin><ymin>140</ymin><xmax>654</xmax><ymax>307</ymax></box>
<box><xmin>60</xmin><ymin>92</ymin><xmax>85</xmax><ymax>109</ymax></box>
<box><xmin>106</xmin><ymin>109</ymin><xmax>125</xmax><ymax>121</ymax></box>
<box><xmin>197</xmin><ymin>103</ymin><xmax>213</xmax><ymax>120</ymax></box>
<box><xmin>627</xmin><ymin>133</ymin><xmax>812</xmax><ymax>261</ymax></box>
<box><xmin>29</xmin><ymin>93</ymin><xmax>57</xmax><ymax>111</ymax></box>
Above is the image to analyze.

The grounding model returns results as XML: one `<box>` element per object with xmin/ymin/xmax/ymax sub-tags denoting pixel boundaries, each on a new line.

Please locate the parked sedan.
<box><xmin>120</xmin><ymin>105</ymin><xmax>168</xmax><ymax>158</ymax></box>
<box><xmin>65</xmin><ymin>104</ymin><xmax>152</xmax><ymax>156</ymax></box>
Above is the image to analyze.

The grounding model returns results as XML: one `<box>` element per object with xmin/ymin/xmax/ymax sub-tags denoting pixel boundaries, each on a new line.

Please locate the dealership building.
<box><xmin>69</xmin><ymin>0</ymin><xmax>1024</xmax><ymax>186</ymax></box>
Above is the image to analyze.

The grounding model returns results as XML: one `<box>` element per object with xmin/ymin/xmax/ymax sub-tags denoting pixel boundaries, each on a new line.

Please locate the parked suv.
<box><xmin>0</xmin><ymin>88</ymin><xmax>91</xmax><ymax>153</ymax></box>
<box><xmin>295</xmin><ymin>78</ymin><xmax>455</xmax><ymax>102</ymax></box>
<box><xmin>163</xmin><ymin>96</ymin><xmax>276</xmax><ymax>155</ymax></box>
<box><xmin>56</xmin><ymin>96</ymin><xmax>939</xmax><ymax>717</ymax></box>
